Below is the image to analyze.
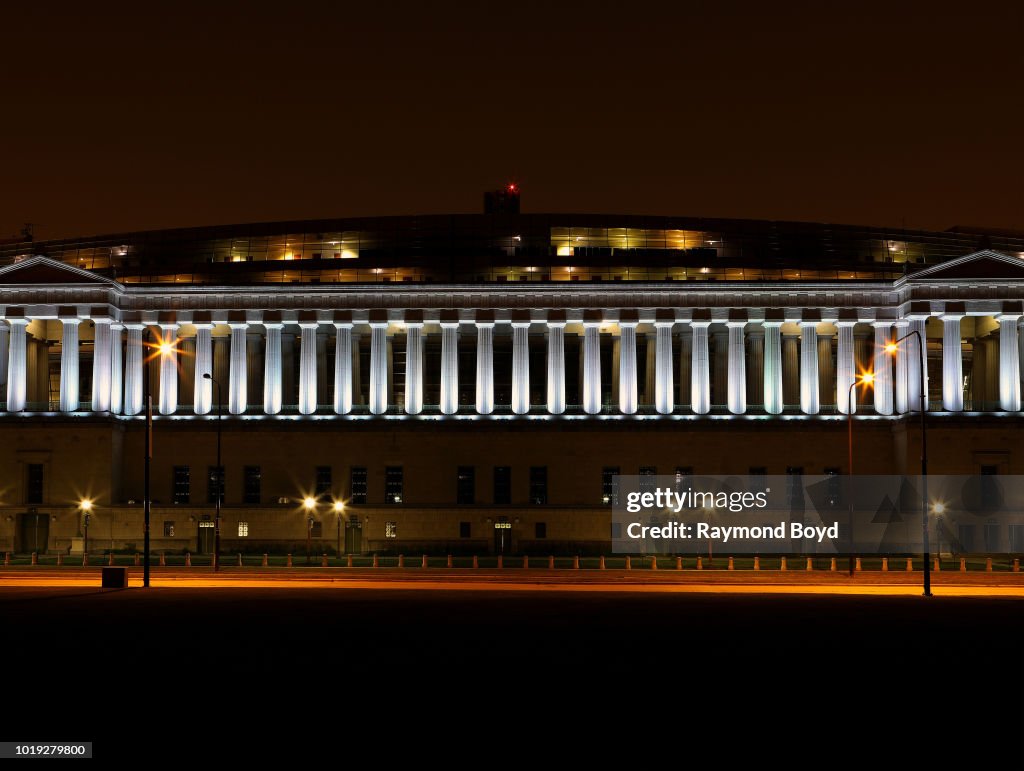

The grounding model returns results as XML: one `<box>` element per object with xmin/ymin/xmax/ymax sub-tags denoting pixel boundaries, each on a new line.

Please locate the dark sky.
<box><xmin>2</xmin><ymin>2</ymin><xmax>1022</xmax><ymax>241</ymax></box>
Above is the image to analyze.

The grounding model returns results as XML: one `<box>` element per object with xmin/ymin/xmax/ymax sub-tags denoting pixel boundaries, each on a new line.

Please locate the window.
<box><xmin>163</xmin><ymin>521</ymin><xmax>175</xmax><ymax>537</ymax></box>
<box><xmin>529</xmin><ymin>466</ymin><xmax>548</xmax><ymax>505</ymax></box>
<box><xmin>172</xmin><ymin>466</ymin><xmax>190</xmax><ymax>504</ymax></box>
<box><xmin>602</xmin><ymin>467</ymin><xmax>619</xmax><ymax>505</ymax></box>
<box><xmin>958</xmin><ymin>524</ymin><xmax>976</xmax><ymax>552</ymax></box>
<box><xmin>238</xmin><ymin>521</ymin><xmax>249</xmax><ymax>537</ymax></box>
<box><xmin>385</xmin><ymin>467</ymin><xmax>403</xmax><ymax>504</ymax></box>
<box><xmin>385</xmin><ymin>521</ymin><xmax>398</xmax><ymax>538</ymax></box>
<box><xmin>785</xmin><ymin>466</ymin><xmax>804</xmax><ymax>508</ymax></box>
<box><xmin>459</xmin><ymin>522</ymin><xmax>471</xmax><ymax>538</ymax></box>
<box><xmin>350</xmin><ymin>467</ymin><xmax>367</xmax><ymax>504</ymax></box>
<box><xmin>457</xmin><ymin>466</ymin><xmax>475</xmax><ymax>505</ymax></box>
<box><xmin>611</xmin><ymin>522</ymin><xmax>623</xmax><ymax>539</ymax></box>
<box><xmin>494</xmin><ymin>466</ymin><xmax>511</xmax><ymax>505</ymax></box>
<box><xmin>984</xmin><ymin>523</ymin><xmax>999</xmax><ymax>552</ymax></box>
<box><xmin>315</xmin><ymin>466</ymin><xmax>332</xmax><ymax>497</ymax></box>
<box><xmin>639</xmin><ymin>466</ymin><xmax>657</xmax><ymax>494</ymax></box>
<box><xmin>310</xmin><ymin>521</ymin><xmax>323</xmax><ymax>538</ymax></box>
<box><xmin>207</xmin><ymin>466</ymin><xmax>225</xmax><ymax>505</ymax></box>
<box><xmin>1009</xmin><ymin>525</ymin><xmax>1024</xmax><ymax>552</ymax></box>
<box><xmin>535</xmin><ymin>522</ymin><xmax>547</xmax><ymax>539</ymax></box>
<box><xmin>243</xmin><ymin>466</ymin><xmax>261</xmax><ymax>504</ymax></box>
<box><xmin>980</xmin><ymin>464</ymin><xmax>1000</xmax><ymax>510</ymax></box>
<box><xmin>26</xmin><ymin>463</ymin><xmax>43</xmax><ymax>504</ymax></box>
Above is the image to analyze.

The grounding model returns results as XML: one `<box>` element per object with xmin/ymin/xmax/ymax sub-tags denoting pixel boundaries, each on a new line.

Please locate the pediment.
<box><xmin>909</xmin><ymin>250</ymin><xmax>1024</xmax><ymax>280</ymax></box>
<box><xmin>0</xmin><ymin>256</ymin><xmax>121</xmax><ymax>287</ymax></box>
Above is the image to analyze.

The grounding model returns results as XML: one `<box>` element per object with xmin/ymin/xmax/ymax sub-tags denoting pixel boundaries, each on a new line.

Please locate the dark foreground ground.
<box><xmin>1</xmin><ymin>587</ymin><xmax>1021</xmax><ymax>762</ymax></box>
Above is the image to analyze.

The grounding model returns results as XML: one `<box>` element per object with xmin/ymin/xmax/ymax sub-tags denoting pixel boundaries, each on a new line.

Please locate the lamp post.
<box><xmin>80</xmin><ymin>499</ymin><xmax>93</xmax><ymax>558</ymax></box>
<box><xmin>334</xmin><ymin>500</ymin><xmax>345</xmax><ymax>556</ymax></box>
<box><xmin>887</xmin><ymin>330</ymin><xmax>931</xmax><ymax>596</ymax></box>
<box><xmin>202</xmin><ymin>373</ymin><xmax>223</xmax><ymax>572</ymax></box>
<box><xmin>847</xmin><ymin>372</ymin><xmax>874</xmax><ymax>576</ymax></box>
<box><xmin>143</xmin><ymin>328</ymin><xmax>153</xmax><ymax>588</ymax></box>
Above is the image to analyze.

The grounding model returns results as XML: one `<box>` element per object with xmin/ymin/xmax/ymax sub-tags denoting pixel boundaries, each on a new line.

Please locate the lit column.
<box><xmin>0</xmin><ymin>324</ymin><xmax>7</xmax><ymax>407</ymax></box>
<box><xmin>6</xmin><ymin>317</ymin><xmax>28</xmax><ymax>412</ymax></box>
<box><xmin>583</xmin><ymin>321</ymin><xmax>602</xmax><ymax>414</ymax></box>
<box><xmin>617</xmin><ymin>321</ymin><xmax>637</xmax><ymax>415</ymax></box>
<box><xmin>999</xmin><ymin>313</ymin><xmax>1022</xmax><ymax>412</ymax></box>
<box><xmin>405</xmin><ymin>321</ymin><xmax>424</xmax><ymax>415</ymax></box>
<box><xmin>654</xmin><ymin>320</ymin><xmax>674</xmax><ymax>415</ymax></box>
<box><xmin>678</xmin><ymin>328</ymin><xmax>692</xmax><ymax>408</ymax></box>
<box><xmin>546</xmin><ymin>320</ymin><xmax>565</xmax><ymax>415</ymax></box>
<box><xmin>799</xmin><ymin>322</ymin><xmax>819</xmax><ymax>415</ymax></box>
<box><xmin>369</xmin><ymin>321</ymin><xmax>388</xmax><ymax>415</ymax></box>
<box><xmin>332</xmin><ymin>320</ymin><xmax>352</xmax><ymax>415</ymax></box>
<box><xmin>440</xmin><ymin>321</ymin><xmax>460</xmax><ymax>415</ymax></box>
<box><xmin>835</xmin><ymin>321</ymin><xmax>856</xmax><ymax>414</ymax></box>
<box><xmin>475</xmin><ymin>321</ymin><xmax>494</xmax><ymax>414</ymax></box>
<box><xmin>228</xmin><ymin>321</ymin><xmax>248</xmax><ymax>415</ymax></box>
<box><xmin>871</xmin><ymin>322</ymin><xmax>893</xmax><ymax>416</ymax></box>
<box><xmin>59</xmin><ymin>315</ymin><xmax>81</xmax><ymax>413</ymax></box>
<box><xmin>158</xmin><ymin>323</ymin><xmax>179</xmax><ymax>415</ymax></box>
<box><xmin>782</xmin><ymin>333</ymin><xmax>800</xmax><ymax>407</ymax></box>
<box><xmin>298</xmin><ymin>320</ymin><xmax>318</xmax><ymax>415</ymax></box>
<box><xmin>727</xmin><ymin>321</ymin><xmax>746</xmax><ymax>415</ymax></box>
<box><xmin>941</xmin><ymin>313</ymin><xmax>964</xmax><ymax>411</ymax></box>
<box><xmin>893</xmin><ymin>321</ymin><xmax>909</xmax><ymax>414</ymax></box>
<box><xmin>124</xmin><ymin>324</ymin><xmax>144</xmax><ymax>416</ymax></box>
<box><xmin>512</xmin><ymin>321</ymin><xmax>531</xmax><ymax>415</ymax></box>
<box><xmin>263</xmin><ymin>321</ymin><xmax>282</xmax><ymax>414</ymax></box>
<box><xmin>908</xmin><ymin>317</ymin><xmax>928</xmax><ymax>412</ymax></box>
<box><xmin>91</xmin><ymin>318</ymin><xmax>112</xmax><ymax>412</ymax></box>
<box><xmin>690</xmin><ymin>320</ymin><xmax>710</xmax><ymax>415</ymax></box>
<box><xmin>193</xmin><ymin>323</ymin><xmax>213</xmax><ymax>414</ymax></box>
<box><xmin>109</xmin><ymin>323</ymin><xmax>123</xmax><ymax>414</ymax></box>
<box><xmin>763</xmin><ymin>322</ymin><xmax>783</xmax><ymax>414</ymax></box>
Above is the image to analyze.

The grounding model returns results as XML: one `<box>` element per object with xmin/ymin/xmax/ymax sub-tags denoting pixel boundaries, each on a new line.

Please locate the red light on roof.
<box><xmin>507</xmin><ymin>183</ymin><xmax>517</xmax><ymax>192</ymax></box>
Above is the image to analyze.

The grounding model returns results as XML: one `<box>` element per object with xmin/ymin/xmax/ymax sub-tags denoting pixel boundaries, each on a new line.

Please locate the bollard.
<box><xmin>185</xmin><ymin>552</ymin><xmax>192</xmax><ymax>567</ymax></box>
<box><xmin>881</xmin><ymin>557</ymin><xmax>888</xmax><ymax>572</ymax></box>
<box><xmin>287</xmin><ymin>554</ymin><xmax>293</xmax><ymax>568</ymax></box>
<box><xmin>960</xmin><ymin>557</ymin><xmax>966</xmax><ymax>572</ymax></box>
<box><xmin>573</xmin><ymin>555</ymin><xmax>580</xmax><ymax>570</ymax></box>
<box><xmin>753</xmin><ymin>556</ymin><xmax>760</xmax><ymax>571</ymax></box>
<box><xmin>322</xmin><ymin>553</ymin><xmax>329</xmax><ymax>568</ymax></box>
<box><xmin>933</xmin><ymin>557</ymin><xmax>940</xmax><ymax>572</ymax></box>
<box><xmin>472</xmin><ymin>555</ymin><xmax>479</xmax><ymax>569</ymax></box>
<box><xmin>446</xmin><ymin>554</ymin><xmax>452</xmax><ymax>569</ymax></box>
<box><xmin>1014</xmin><ymin>558</ymin><xmax>1020</xmax><ymax>573</ymax></box>
<box><xmin>134</xmin><ymin>553</ymin><xmax>140</xmax><ymax>567</ymax></box>
<box><xmin>986</xmin><ymin>557</ymin><xmax>993</xmax><ymax>573</ymax></box>
<box><xmin>906</xmin><ymin>557</ymin><xmax>913</xmax><ymax>572</ymax></box>
<box><xmin>728</xmin><ymin>556</ymin><xmax>734</xmax><ymax>571</ymax></box>
<box><xmin>497</xmin><ymin>555</ymin><xmax>503</xmax><ymax>570</ymax></box>
<box><xmin>262</xmin><ymin>553</ymin><xmax>269</xmax><ymax>567</ymax></box>
<box><xmin>830</xmin><ymin>557</ymin><xmax>836</xmax><ymax>572</ymax></box>
<box><xmin>108</xmin><ymin>552</ymin><xmax>114</xmax><ymax>566</ymax></box>
<box><xmin>422</xmin><ymin>554</ymin><xmax>428</xmax><ymax>569</ymax></box>
<box><xmin>347</xmin><ymin>555</ymin><xmax>353</xmax><ymax>568</ymax></box>
<box><xmin>82</xmin><ymin>553</ymin><xmax>89</xmax><ymax>567</ymax></box>
<box><xmin>600</xmin><ymin>555</ymin><xmax>606</xmax><ymax>570</ymax></box>
<box><xmin>372</xmin><ymin>554</ymin><xmax>379</xmax><ymax>568</ymax></box>
<box><xmin>625</xmin><ymin>556</ymin><xmax>631</xmax><ymax>570</ymax></box>
<box><xmin>57</xmin><ymin>553</ymin><xmax>63</xmax><ymax>566</ymax></box>
<box><xmin>159</xmin><ymin>552</ymin><xmax>166</xmax><ymax>567</ymax></box>
<box><xmin>779</xmin><ymin>557</ymin><xmax>786</xmax><ymax>571</ymax></box>
<box><xmin>697</xmin><ymin>556</ymin><xmax>703</xmax><ymax>570</ymax></box>
<box><xmin>548</xmin><ymin>555</ymin><xmax>554</xmax><ymax>569</ymax></box>
<box><xmin>675</xmin><ymin>556</ymin><xmax>682</xmax><ymax>571</ymax></box>
<box><xmin>398</xmin><ymin>554</ymin><xmax>404</xmax><ymax>568</ymax></box>
<box><xmin>650</xmin><ymin>556</ymin><xmax>657</xmax><ymax>571</ymax></box>
<box><xmin>806</xmin><ymin>557</ymin><xmax>813</xmax><ymax>572</ymax></box>
<box><xmin>523</xmin><ymin>555</ymin><xmax>529</xmax><ymax>569</ymax></box>
<box><xmin>855</xmin><ymin>557</ymin><xmax>862</xmax><ymax>571</ymax></box>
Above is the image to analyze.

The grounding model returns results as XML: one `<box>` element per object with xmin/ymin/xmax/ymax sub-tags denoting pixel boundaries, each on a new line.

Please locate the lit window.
<box><xmin>163</xmin><ymin>521</ymin><xmax>175</xmax><ymax>537</ymax></box>
<box><xmin>238</xmin><ymin>522</ymin><xmax>249</xmax><ymax>537</ymax></box>
<box><xmin>385</xmin><ymin>521</ymin><xmax>398</xmax><ymax>538</ymax></box>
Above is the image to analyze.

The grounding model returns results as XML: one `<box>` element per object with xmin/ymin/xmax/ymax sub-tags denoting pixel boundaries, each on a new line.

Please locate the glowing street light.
<box><xmin>931</xmin><ymin>502</ymin><xmax>946</xmax><ymax>515</ymax></box>
<box><xmin>79</xmin><ymin>499</ymin><xmax>93</xmax><ymax>556</ymax></box>
<box><xmin>303</xmin><ymin>497</ymin><xmax>317</xmax><ymax>511</ymax></box>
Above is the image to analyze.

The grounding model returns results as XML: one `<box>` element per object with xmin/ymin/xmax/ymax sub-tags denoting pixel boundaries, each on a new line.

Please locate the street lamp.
<box><xmin>847</xmin><ymin>371</ymin><xmax>874</xmax><ymax>575</ymax></box>
<box><xmin>888</xmin><ymin>330</ymin><xmax>931</xmax><ymax>597</ymax></box>
<box><xmin>202</xmin><ymin>373</ymin><xmax>223</xmax><ymax>572</ymax></box>
<box><xmin>79</xmin><ymin>499</ymin><xmax>93</xmax><ymax>557</ymax></box>
<box><xmin>334</xmin><ymin>500</ymin><xmax>345</xmax><ymax>555</ymax></box>
<box><xmin>142</xmin><ymin>328</ymin><xmax>154</xmax><ymax>588</ymax></box>
<box><xmin>304</xmin><ymin>497</ymin><xmax>316</xmax><ymax>564</ymax></box>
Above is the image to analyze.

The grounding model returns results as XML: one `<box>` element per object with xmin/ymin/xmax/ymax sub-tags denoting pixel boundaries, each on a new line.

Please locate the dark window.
<box><xmin>243</xmin><ymin>466</ymin><xmax>261</xmax><ymax>504</ymax></box>
<box><xmin>26</xmin><ymin>463</ymin><xmax>43</xmax><ymax>504</ymax></box>
<box><xmin>958</xmin><ymin>524</ymin><xmax>975</xmax><ymax>552</ymax></box>
<box><xmin>984</xmin><ymin>523</ymin><xmax>999</xmax><ymax>551</ymax></box>
<box><xmin>163</xmin><ymin>521</ymin><xmax>175</xmax><ymax>537</ymax></box>
<box><xmin>459</xmin><ymin>521</ymin><xmax>471</xmax><ymax>538</ymax></box>
<box><xmin>494</xmin><ymin>466</ymin><xmax>511</xmax><ymax>505</ymax></box>
<box><xmin>611</xmin><ymin>522</ymin><xmax>623</xmax><ymax>539</ymax></box>
<box><xmin>350</xmin><ymin>467</ymin><xmax>367</xmax><ymax>504</ymax></box>
<box><xmin>980</xmin><ymin>464</ymin><xmax>1000</xmax><ymax>510</ymax></box>
<box><xmin>639</xmin><ymin>466</ymin><xmax>657</xmax><ymax>494</ymax></box>
<box><xmin>529</xmin><ymin>466</ymin><xmax>548</xmax><ymax>505</ymax></box>
<box><xmin>602</xmin><ymin>466</ymin><xmax>619</xmax><ymax>505</ymax></box>
<box><xmin>315</xmin><ymin>466</ymin><xmax>332</xmax><ymax>497</ymax></box>
<box><xmin>535</xmin><ymin>522</ymin><xmax>547</xmax><ymax>538</ymax></box>
<box><xmin>385</xmin><ymin>466</ymin><xmax>403</xmax><ymax>504</ymax></box>
<box><xmin>310</xmin><ymin>521</ymin><xmax>323</xmax><ymax>538</ymax></box>
<box><xmin>207</xmin><ymin>466</ymin><xmax>225</xmax><ymax>505</ymax></box>
<box><xmin>457</xmin><ymin>466</ymin><xmax>475</xmax><ymax>505</ymax></box>
<box><xmin>786</xmin><ymin>466</ymin><xmax>804</xmax><ymax>508</ymax></box>
<box><xmin>172</xmin><ymin>466</ymin><xmax>190</xmax><ymax>504</ymax></box>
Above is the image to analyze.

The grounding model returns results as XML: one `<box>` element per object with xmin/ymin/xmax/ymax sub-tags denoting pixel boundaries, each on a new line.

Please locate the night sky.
<box><xmin>2</xmin><ymin>3</ymin><xmax>1022</xmax><ymax>241</ymax></box>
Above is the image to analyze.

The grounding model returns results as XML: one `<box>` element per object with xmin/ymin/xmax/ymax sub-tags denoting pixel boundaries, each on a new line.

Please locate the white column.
<box><xmin>192</xmin><ymin>325</ymin><xmax>213</xmax><ymax>414</ymax></box>
<box><xmin>654</xmin><ymin>322</ymin><xmax>674</xmax><ymax>415</ymax></box>
<box><xmin>6</xmin><ymin>319</ymin><xmax>28</xmax><ymax>412</ymax></box>
<box><xmin>0</xmin><ymin>325</ymin><xmax>7</xmax><ymax>407</ymax></box>
<box><xmin>475</xmin><ymin>322</ymin><xmax>494</xmax><ymax>414</ymax></box>
<box><xmin>404</xmin><ymin>322</ymin><xmax>424</xmax><ymax>415</ymax></box>
<box><xmin>512</xmin><ymin>322</ymin><xmax>531</xmax><ymax>415</ymax></box>
<box><xmin>908</xmin><ymin>318</ymin><xmax>928</xmax><ymax>412</ymax></box>
<box><xmin>262</xmin><ymin>324</ymin><xmax>282</xmax><ymax>415</ymax></box>
<box><xmin>109</xmin><ymin>324</ymin><xmax>123</xmax><ymax>414</ymax></box>
<box><xmin>331</xmin><ymin>323</ymin><xmax>351</xmax><ymax>415</ymax></box>
<box><xmin>583</xmin><ymin>322</ymin><xmax>602</xmax><ymax>414</ymax></box>
<box><xmin>941</xmin><ymin>315</ymin><xmax>964</xmax><ymax>411</ymax></box>
<box><xmin>124</xmin><ymin>325</ymin><xmax>144</xmax><ymax>416</ymax></box>
<box><xmin>763</xmin><ymin>322</ymin><xmax>783</xmax><ymax>415</ymax></box>
<box><xmin>690</xmin><ymin>322</ymin><xmax>710</xmax><ymax>415</ymax></box>
<box><xmin>872</xmin><ymin>322</ymin><xmax>893</xmax><ymax>416</ymax></box>
<box><xmin>546</xmin><ymin>322</ymin><xmax>565</xmax><ymax>415</ymax></box>
<box><xmin>727</xmin><ymin>322</ymin><xmax>746</xmax><ymax>415</ymax></box>
<box><xmin>440</xmin><ymin>322</ymin><xmax>459</xmax><ymax>415</ymax></box>
<box><xmin>799</xmin><ymin>323</ymin><xmax>819</xmax><ymax>415</ymax></box>
<box><xmin>369</xmin><ymin>322</ymin><xmax>388</xmax><ymax>415</ymax></box>
<box><xmin>91</xmin><ymin>320</ymin><xmax>112</xmax><ymax>412</ymax></box>
<box><xmin>59</xmin><ymin>317</ymin><xmax>81</xmax><ymax>413</ymax></box>
<box><xmin>228</xmin><ymin>322</ymin><xmax>248</xmax><ymax>415</ymax></box>
<box><xmin>158</xmin><ymin>324</ymin><xmax>179</xmax><ymax>415</ymax></box>
<box><xmin>999</xmin><ymin>315</ymin><xmax>1021</xmax><ymax>411</ymax></box>
<box><xmin>893</xmin><ymin>321</ymin><xmax>909</xmax><ymax>414</ymax></box>
<box><xmin>836</xmin><ymin>322</ymin><xmax>856</xmax><ymax>415</ymax></box>
<box><xmin>617</xmin><ymin>322</ymin><xmax>637</xmax><ymax>415</ymax></box>
<box><xmin>299</xmin><ymin>322</ymin><xmax>318</xmax><ymax>415</ymax></box>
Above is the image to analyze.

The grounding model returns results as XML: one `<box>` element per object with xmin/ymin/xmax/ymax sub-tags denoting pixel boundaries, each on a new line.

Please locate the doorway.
<box><xmin>18</xmin><ymin>512</ymin><xmax>49</xmax><ymax>554</ymax></box>
<box><xmin>197</xmin><ymin>519</ymin><xmax>215</xmax><ymax>554</ymax></box>
<box><xmin>345</xmin><ymin>516</ymin><xmax>362</xmax><ymax>554</ymax></box>
<box><xmin>493</xmin><ymin>517</ymin><xmax>512</xmax><ymax>554</ymax></box>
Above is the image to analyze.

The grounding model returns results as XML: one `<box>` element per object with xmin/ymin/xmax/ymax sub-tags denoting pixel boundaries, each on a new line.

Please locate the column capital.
<box><xmin>893</xmin><ymin>319</ymin><xmax>910</xmax><ymax>328</ymax></box>
<box><xmin>654</xmin><ymin>320</ymin><xmax>675</xmax><ymax>329</ymax></box>
<box><xmin>511</xmin><ymin>320</ymin><xmax>533</xmax><ymax>329</ymax></box>
<box><xmin>939</xmin><ymin>312</ymin><xmax>965</xmax><ymax>322</ymax></box>
<box><xmin>725</xmin><ymin>320</ymin><xmax>747</xmax><ymax>329</ymax></box>
<box><xmin>617</xmin><ymin>320</ymin><xmax>638</xmax><ymax>329</ymax></box>
<box><xmin>158</xmin><ymin>322</ymin><xmax>180</xmax><ymax>331</ymax></box>
<box><xmin>110</xmin><ymin>321</ymin><xmax>124</xmax><ymax>331</ymax></box>
<box><xmin>228</xmin><ymin>321</ymin><xmax>249</xmax><ymax>330</ymax></box>
<box><xmin>440</xmin><ymin>321</ymin><xmax>461</xmax><ymax>329</ymax></box>
<box><xmin>797</xmin><ymin>320</ymin><xmax>819</xmax><ymax>329</ymax></box>
<box><xmin>870</xmin><ymin>320</ymin><xmax>894</xmax><ymax>329</ymax></box>
<box><xmin>689</xmin><ymin>320</ymin><xmax>712</xmax><ymax>329</ymax></box>
<box><xmin>834</xmin><ymin>320</ymin><xmax>858</xmax><ymax>328</ymax></box>
<box><xmin>545</xmin><ymin>320</ymin><xmax>566</xmax><ymax>329</ymax></box>
<box><xmin>582</xmin><ymin>320</ymin><xmax>603</xmax><ymax>329</ymax></box>
<box><xmin>403</xmin><ymin>321</ymin><xmax>425</xmax><ymax>329</ymax></box>
<box><xmin>761</xmin><ymin>320</ymin><xmax>784</xmax><ymax>328</ymax></box>
<box><xmin>368</xmin><ymin>321</ymin><xmax>389</xmax><ymax>329</ymax></box>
